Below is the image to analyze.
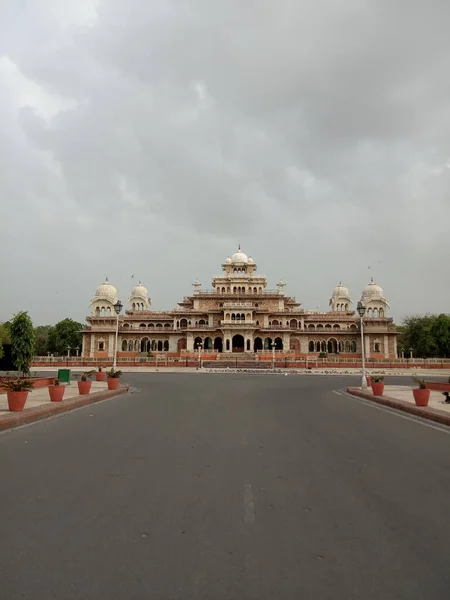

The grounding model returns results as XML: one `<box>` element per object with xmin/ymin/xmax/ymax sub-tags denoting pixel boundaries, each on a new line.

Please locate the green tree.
<box><xmin>10</xmin><ymin>312</ymin><xmax>35</xmax><ymax>375</ymax></box>
<box><xmin>47</xmin><ymin>318</ymin><xmax>83</xmax><ymax>356</ymax></box>
<box><xmin>0</xmin><ymin>322</ymin><xmax>12</xmax><ymax>360</ymax></box>
<box><xmin>400</xmin><ymin>314</ymin><xmax>450</xmax><ymax>358</ymax></box>
<box><xmin>34</xmin><ymin>325</ymin><xmax>52</xmax><ymax>356</ymax></box>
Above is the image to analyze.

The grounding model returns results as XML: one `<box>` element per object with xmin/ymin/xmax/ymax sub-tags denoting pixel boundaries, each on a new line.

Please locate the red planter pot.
<box><xmin>48</xmin><ymin>385</ymin><xmax>65</xmax><ymax>402</ymax></box>
<box><xmin>95</xmin><ymin>372</ymin><xmax>106</xmax><ymax>382</ymax></box>
<box><xmin>77</xmin><ymin>380</ymin><xmax>92</xmax><ymax>395</ymax></box>
<box><xmin>413</xmin><ymin>388</ymin><xmax>430</xmax><ymax>407</ymax></box>
<box><xmin>7</xmin><ymin>391</ymin><xmax>29</xmax><ymax>411</ymax></box>
<box><xmin>107</xmin><ymin>378</ymin><xmax>120</xmax><ymax>390</ymax></box>
<box><xmin>366</xmin><ymin>376</ymin><xmax>372</xmax><ymax>388</ymax></box>
<box><xmin>371</xmin><ymin>382</ymin><xmax>385</xmax><ymax>397</ymax></box>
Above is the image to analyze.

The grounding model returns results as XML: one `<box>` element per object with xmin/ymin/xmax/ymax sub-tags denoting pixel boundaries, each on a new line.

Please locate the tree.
<box><xmin>47</xmin><ymin>318</ymin><xmax>83</xmax><ymax>356</ymax></box>
<box><xmin>34</xmin><ymin>325</ymin><xmax>52</xmax><ymax>356</ymax></box>
<box><xmin>400</xmin><ymin>314</ymin><xmax>450</xmax><ymax>358</ymax></box>
<box><xmin>10</xmin><ymin>312</ymin><xmax>35</xmax><ymax>375</ymax></box>
<box><xmin>0</xmin><ymin>322</ymin><xmax>11</xmax><ymax>360</ymax></box>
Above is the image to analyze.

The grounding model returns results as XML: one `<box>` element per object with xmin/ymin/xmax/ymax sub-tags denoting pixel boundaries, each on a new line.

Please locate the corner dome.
<box><xmin>362</xmin><ymin>277</ymin><xmax>383</xmax><ymax>298</ymax></box>
<box><xmin>333</xmin><ymin>282</ymin><xmax>350</xmax><ymax>298</ymax></box>
<box><xmin>94</xmin><ymin>278</ymin><xmax>117</xmax><ymax>304</ymax></box>
<box><xmin>225</xmin><ymin>257</ymin><xmax>232</xmax><ymax>264</ymax></box>
<box><xmin>131</xmin><ymin>281</ymin><xmax>148</xmax><ymax>298</ymax></box>
<box><xmin>248</xmin><ymin>256</ymin><xmax>254</xmax><ymax>264</ymax></box>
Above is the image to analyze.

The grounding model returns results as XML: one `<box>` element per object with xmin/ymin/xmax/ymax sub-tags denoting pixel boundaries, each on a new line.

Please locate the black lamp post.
<box><xmin>113</xmin><ymin>300</ymin><xmax>123</xmax><ymax>369</ymax></box>
<box><xmin>356</xmin><ymin>301</ymin><xmax>367</xmax><ymax>389</ymax></box>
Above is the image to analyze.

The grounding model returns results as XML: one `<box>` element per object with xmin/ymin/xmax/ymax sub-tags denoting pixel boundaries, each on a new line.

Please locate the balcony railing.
<box><xmin>223</xmin><ymin>302</ymin><xmax>255</xmax><ymax>308</ymax></box>
<box><xmin>220</xmin><ymin>320</ymin><xmax>257</xmax><ymax>327</ymax></box>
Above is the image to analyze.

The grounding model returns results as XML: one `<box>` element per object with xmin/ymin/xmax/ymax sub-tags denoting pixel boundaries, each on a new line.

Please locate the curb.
<box><xmin>0</xmin><ymin>385</ymin><xmax>129</xmax><ymax>432</ymax></box>
<box><xmin>346</xmin><ymin>387</ymin><xmax>450</xmax><ymax>427</ymax></box>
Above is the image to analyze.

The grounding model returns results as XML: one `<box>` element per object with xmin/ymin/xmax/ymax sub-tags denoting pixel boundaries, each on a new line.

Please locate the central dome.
<box><xmin>231</xmin><ymin>249</ymin><xmax>249</xmax><ymax>264</ymax></box>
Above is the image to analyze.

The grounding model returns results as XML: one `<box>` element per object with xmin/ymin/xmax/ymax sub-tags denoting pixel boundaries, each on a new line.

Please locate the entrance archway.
<box><xmin>327</xmin><ymin>338</ymin><xmax>338</xmax><ymax>354</ymax></box>
<box><xmin>254</xmin><ymin>337</ymin><xmax>263</xmax><ymax>352</ymax></box>
<box><xmin>204</xmin><ymin>337</ymin><xmax>212</xmax><ymax>350</ymax></box>
<box><xmin>274</xmin><ymin>337</ymin><xmax>283</xmax><ymax>350</ymax></box>
<box><xmin>177</xmin><ymin>338</ymin><xmax>186</xmax><ymax>352</ymax></box>
<box><xmin>232</xmin><ymin>334</ymin><xmax>245</xmax><ymax>352</ymax></box>
<box><xmin>194</xmin><ymin>337</ymin><xmax>202</xmax><ymax>349</ymax></box>
<box><xmin>214</xmin><ymin>337</ymin><xmax>223</xmax><ymax>352</ymax></box>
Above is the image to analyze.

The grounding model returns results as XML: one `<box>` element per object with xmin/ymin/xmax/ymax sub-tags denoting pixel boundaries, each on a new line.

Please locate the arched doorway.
<box><xmin>254</xmin><ymin>337</ymin><xmax>263</xmax><ymax>352</ymax></box>
<box><xmin>194</xmin><ymin>337</ymin><xmax>202</xmax><ymax>349</ymax></box>
<box><xmin>327</xmin><ymin>338</ymin><xmax>338</xmax><ymax>354</ymax></box>
<box><xmin>140</xmin><ymin>337</ymin><xmax>150</xmax><ymax>353</ymax></box>
<box><xmin>204</xmin><ymin>337</ymin><xmax>212</xmax><ymax>350</ymax></box>
<box><xmin>290</xmin><ymin>338</ymin><xmax>300</xmax><ymax>353</ymax></box>
<box><xmin>246</xmin><ymin>339</ymin><xmax>251</xmax><ymax>351</ymax></box>
<box><xmin>214</xmin><ymin>337</ymin><xmax>223</xmax><ymax>352</ymax></box>
<box><xmin>274</xmin><ymin>337</ymin><xmax>283</xmax><ymax>350</ymax></box>
<box><xmin>177</xmin><ymin>338</ymin><xmax>187</xmax><ymax>352</ymax></box>
<box><xmin>232</xmin><ymin>334</ymin><xmax>245</xmax><ymax>352</ymax></box>
<box><xmin>264</xmin><ymin>337</ymin><xmax>272</xmax><ymax>350</ymax></box>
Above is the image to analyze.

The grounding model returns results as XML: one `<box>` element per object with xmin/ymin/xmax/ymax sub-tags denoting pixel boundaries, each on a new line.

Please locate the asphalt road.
<box><xmin>1</xmin><ymin>373</ymin><xmax>450</xmax><ymax>599</ymax></box>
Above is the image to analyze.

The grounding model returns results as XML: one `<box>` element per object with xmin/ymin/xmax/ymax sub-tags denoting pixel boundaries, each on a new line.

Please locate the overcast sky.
<box><xmin>1</xmin><ymin>0</ymin><xmax>449</xmax><ymax>326</ymax></box>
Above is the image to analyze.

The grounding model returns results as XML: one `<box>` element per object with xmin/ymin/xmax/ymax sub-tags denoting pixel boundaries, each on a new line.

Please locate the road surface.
<box><xmin>1</xmin><ymin>373</ymin><xmax>449</xmax><ymax>599</ymax></box>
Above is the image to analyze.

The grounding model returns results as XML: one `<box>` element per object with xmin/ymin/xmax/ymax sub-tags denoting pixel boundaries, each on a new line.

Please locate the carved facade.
<box><xmin>82</xmin><ymin>248</ymin><xmax>397</xmax><ymax>359</ymax></box>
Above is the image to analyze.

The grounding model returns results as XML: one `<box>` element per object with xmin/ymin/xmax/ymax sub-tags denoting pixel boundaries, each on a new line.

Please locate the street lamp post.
<box><xmin>75</xmin><ymin>346</ymin><xmax>79</xmax><ymax>357</ymax></box>
<box><xmin>113</xmin><ymin>300</ymin><xmax>123</xmax><ymax>369</ymax></box>
<box><xmin>357</xmin><ymin>301</ymin><xmax>367</xmax><ymax>389</ymax></box>
<box><xmin>67</xmin><ymin>346</ymin><xmax>71</xmax><ymax>358</ymax></box>
<box><xmin>198</xmin><ymin>342</ymin><xmax>203</xmax><ymax>369</ymax></box>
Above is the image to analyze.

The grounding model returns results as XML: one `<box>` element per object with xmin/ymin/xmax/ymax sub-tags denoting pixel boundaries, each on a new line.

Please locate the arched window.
<box><xmin>226</xmin><ymin>339</ymin><xmax>230</xmax><ymax>351</ymax></box>
<box><xmin>157</xmin><ymin>341</ymin><xmax>163</xmax><ymax>351</ymax></box>
<box><xmin>374</xmin><ymin>342</ymin><xmax>381</xmax><ymax>353</ymax></box>
<box><xmin>373</xmin><ymin>308</ymin><xmax>379</xmax><ymax>318</ymax></box>
<box><xmin>132</xmin><ymin>303</ymin><xmax>136</xmax><ymax>310</ymax></box>
<box><xmin>148</xmin><ymin>323</ymin><xmax>154</xmax><ymax>328</ymax></box>
<box><xmin>333</xmin><ymin>324</ymin><xmax>340</xmax><ymax>330</ymax></box>
<box><xmin>121</xmin><ymin>339</ymin><xmax>127</xmax><ymax>351</ymax></box>
<box><xmin>156</xmin><ymin>323</ymin><xmax>163</xmax><ymax>328</ymax></box>
<box><xmin>128</xmin><ymin>340</ymin><xmax>134</xmax><ymax>351</ymax></box>
<box><xmin>345</xmin><ymin>340</ymin><xmax>351</xmax><ymax>352</ymax></box>
<box><xmin>308</xmin><ymin>341</ymin><xmax>315</xmax><ymax>352</ymax></box>
<box><xmin>351</xmin><ymin>340</ymin><xmax>357</xmax><ymax>352</ymax></box>
<box><xmin>316</xmin><ymin>324</ymin><xmax>324</xmax><ymax>330</ymax></box>
<box><xmin>163</xmin><ymin>340</ymin><xmax>169</xmax><ymax>351</ymax></box>
<box><xmin>325</xmin><ymin>324</ymin><xmax>332</xmax><ymax>330</ymax></box>
<box><xmin>151</xmin><ymin>340</ymin><xmax>157</xmax><ymax>351</ymax></box>
<box><xmin>241</xmin><ymin>313</ymin><xmax>245</xmax><ymax>321</ymax></box>
<box><xmin>253</xmin><ymin>287</ymin><xmax>257</xmax><ymax>293</ymax></box>
<box><xmin>180</xmin><ymin>319</ymin><xmax>187</xmax><ymax>329</ymax></box>
<box><xmin>198</xmin><ymin>319</ymin><xmax>206</xmax><ymax>325</ymax></box>
<box><xmin>98</xmin><ymin>340</ymin><xmax>105</xmax><ymax>351</ymax></box>
<box><xmin>95</xmin><ymin>307</ymin><xmax>100</xmax><ymax>316</ymax></box>
<box><xmin>315</xmin><ymin>341</ymin><xmax>321</xmax><ymax>352</ymax></box>
<box><xmin>139</xmin><ymin>323</ymin><xmax>146</xmax><ymax>328</ymax></box>
<box><xmin>308</xmin><ymin>324</ymin><xmax>315</xmax><ymax>330</ymax></box>
<box><xmin>379</xmin><ymin>308</ymin><xmax>384</xmax><ymax>317</ymax></box>
<box><xmin>164</xmin><ymin>323</ymin><xmax>171</xmax><ymax>328</ymax></box>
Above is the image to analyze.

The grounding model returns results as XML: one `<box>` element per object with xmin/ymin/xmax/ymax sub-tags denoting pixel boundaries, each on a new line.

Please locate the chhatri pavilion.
<box><xmin>81</xmin><ymin>247</ymin><xmax>397</xmax><ymax>359</ymax></box>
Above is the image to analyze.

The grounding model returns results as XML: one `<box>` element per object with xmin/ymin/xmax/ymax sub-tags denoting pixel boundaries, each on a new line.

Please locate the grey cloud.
<box><xmin>1</xmin><ymin>0</ymin><xmax>449</xmax><ymax>325</ymax></box>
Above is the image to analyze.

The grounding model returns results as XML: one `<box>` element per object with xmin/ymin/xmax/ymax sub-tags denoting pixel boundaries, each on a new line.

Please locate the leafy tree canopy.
<box><xmin>47</xmin><ymin>318</ymin><xmax>83</xmax><ymax>356</ymax></box>
<box><xmin>398</xmin><ymin>314</ymin><xmax>450</xmax><ymax>358</ymax></box>
<box><xmin>10</xmin><ymin>312</ymin><xmax>35</xmax><ymax>375</ymax></box>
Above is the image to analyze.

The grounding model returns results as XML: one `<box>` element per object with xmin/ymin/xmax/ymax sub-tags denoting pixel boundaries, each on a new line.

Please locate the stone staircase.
<box><xmin>203</xmin><ymin>353</ymin><xmax>272</xmax><ymax>369</ymax></box>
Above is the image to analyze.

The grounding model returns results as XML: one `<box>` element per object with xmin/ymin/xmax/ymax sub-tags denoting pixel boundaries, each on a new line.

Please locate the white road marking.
<box><xmin>335</xmin><ymin>389</ymin><xmax>450</xmax><ymax>435</ymax></box>
<box><xmin>244</xmin><ymin>484</ymin><xmax>255</xmax><ymax>524</ymax></box>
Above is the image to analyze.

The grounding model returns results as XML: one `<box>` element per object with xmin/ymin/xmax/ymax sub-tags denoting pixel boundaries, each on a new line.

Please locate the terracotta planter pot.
<box><xmin>366</xmin><ymin>376</ymin><xmax>372</xmax><ymax>388</ymax></box>
<box><xmin>95</xmin><ymin>372</ymin><xmax>106</xmax><ymax>382</ymax></box>
<box><xmin>7</xmin><ymin>391</ymin><xmax>29</xmax><ymax>411</ymax></box>
<box><xmin>48</xmin><ymin>385</ymin><xmax>65</xmax><ymax>402</ymax></box>
<box><xmin>371</xmin><ymin>382</ymin><xmax>385</xmax><ymax>397</ymax></box>
<box><xmin>413</xmin><ymin>388</ymin><xmax>430</xmax><ymax>407</ymax></box>
<box><xmin>77</xmin><ymin>380</ymin><xmax>92</xmax><ymax>395</ymax></box>
<box><xmin>107</xmin><ymin>378</ymin><xmax>120</xmax><ymax>390</ymax></box>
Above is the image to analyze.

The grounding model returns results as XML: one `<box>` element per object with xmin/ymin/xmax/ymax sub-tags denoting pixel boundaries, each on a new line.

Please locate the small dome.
<box><xmin>131</xmin><ymin>281</ymin><xmax>148</xmax><ymax>298</ymax></box>
<box><xmin>333</xmin><ymin>282</ymin><xmax>350</xmax><ymax>298</ymax></box>
<box><xmin>225</xmin><ymin>257</ymin><xmax>232</xmax><ymax>264</ymax></box>
<box><xmin>248</xmin><ymin>256</ymin><xmax>254</xmax><ymax>264</ymax></box>
<box><xmin>362</xmin><ymin>277</ymin><xmax>383</xmax><ymax>298</ymax></box>
<box><xmin>231</xmin><ymin>248</ymin><xmax>249</xmax><ymax>264</ymax></box>
<box><xmin>94</xmin><ymin>278</ymin><xmax>117</xmax><ymax>304</ymax></box>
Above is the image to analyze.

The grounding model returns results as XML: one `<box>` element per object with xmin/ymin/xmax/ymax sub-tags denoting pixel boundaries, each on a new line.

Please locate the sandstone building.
<box><xmin>82</xmin><ymin>248</ymin><xmax>397</xmax><ymax>359</ymax></box>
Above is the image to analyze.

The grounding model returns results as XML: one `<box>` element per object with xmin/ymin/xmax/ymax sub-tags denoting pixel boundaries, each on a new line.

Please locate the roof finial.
<box><xmin>238</xmin><ymin>243</ymin><xmax>241</xmax><ymax>251</ymax></box>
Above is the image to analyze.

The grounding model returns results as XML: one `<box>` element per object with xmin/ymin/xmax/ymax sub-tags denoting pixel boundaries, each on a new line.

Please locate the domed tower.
<box><xmin>212</xmin><ymin>246</ymin><xmax>267</xmax><ymax>294</ymax></box>
<box><xmin>90</xmin><ymin>278</ymin><xmax>118</xmax><ymax>316</ymax></box>
<box><xmin>361</xmin><ymin>277</ymin><xmax>389</xmax><ymax>318</ymax></box>
<box><xmin>329</xmin><ymin>283</ymin><xmax>352</xmax><ymax>312</ymax></box>
<box><xmin>129</xmin><ymin>281</ymin><xmax>150</xmax><ymax>311</ymax></box>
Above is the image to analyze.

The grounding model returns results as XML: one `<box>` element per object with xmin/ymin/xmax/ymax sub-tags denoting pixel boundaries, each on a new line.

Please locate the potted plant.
<box><xmin>48</xmin><ymin>378</ymin><xmax>65</xmax><ymax>402</ymax></box>
<box><xmin>95</xmin><ymin>366</ymin><xmax>106</xmax><ymax>382</ymax></box>
<box><xmin>105</xmin><ymin>369</ymin><xmax>122</xmax><ymax>390</ymax></box>
<box><xmin>2</xmin><ymin>377</ymin><xmax>35</xmax><ymax>411</ymax></box>
<box><xmin>412</xmin><ymin>376</ymin><xmax>430</xmax><ymax>407</ymax></box>
<box><xmin>77</xmin><ymin>370</ymin><xmax>95</xmax><ymax>395</ymax></box>
<box><xmin>371</xmin><ymin>375</ymin><xmax>384</xmax><ymax>396</ymax></box>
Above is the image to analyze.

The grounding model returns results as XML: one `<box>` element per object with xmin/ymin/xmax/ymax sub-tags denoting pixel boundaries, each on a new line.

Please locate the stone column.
<box><xmin>300</xmin><ymin>317</ymin><xmax>305</xmax><ymax>331</ymax></box>
<box><xmin>90</xmin><ymin>334</ymin><xmax>95</xmax><ymax>358</ymax></box>
<box><xmin>186</xmin><ymin>332</ymin><xmax>194</xmax><ymax>351</ymax></box>
<box><xmin>384</xmin><ymin>334</ymin><xmax>389</xmax><ymax>358</ymax></box>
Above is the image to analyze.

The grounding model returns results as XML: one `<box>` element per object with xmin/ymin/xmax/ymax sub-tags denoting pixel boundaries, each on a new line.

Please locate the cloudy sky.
<box><xmin>1</xmin><ymin>0</ymin><xmax>449</xmax><ymax>325</ymax></box>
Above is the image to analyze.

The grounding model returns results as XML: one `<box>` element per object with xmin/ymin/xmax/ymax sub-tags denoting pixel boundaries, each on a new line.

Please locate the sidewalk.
<box><xmin>347</xmin><ymin>385</ymin><xmax>450</xmax><ymax>426</ymax></box>
<box><xmin>0</xmin><ymin>381</ymin><xmax>128</xmax><ymax>432</ymax></box>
